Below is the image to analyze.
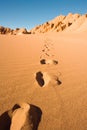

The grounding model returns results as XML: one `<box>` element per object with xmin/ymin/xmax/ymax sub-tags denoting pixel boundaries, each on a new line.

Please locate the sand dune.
<box><xmin>0</xmin><ymin>31</ymin><xmax>87</xmax><ymax>130</ymax></box>
<box><xmin>0</xmin><ymin>13</ymin><xmax>87</xmax><ymax>34</ymax></box>
<box><xmin>76</xmin><ymin>18</ymin><xmax>87</xmax><ymax>32</ymax></box>
<box><xmin>30</xmin><ymin>13</ymin><xmax>87</xmax><ymax>33</ymax></box>
<box><xmin>0</xmin><ymin>13</ymin><xmax>87</xmax><ymax>130</ymax></box>
<box><xmin>64</xmin><ymin>14</ymin><xmax>87</xmax><ymax>32</ymax></box>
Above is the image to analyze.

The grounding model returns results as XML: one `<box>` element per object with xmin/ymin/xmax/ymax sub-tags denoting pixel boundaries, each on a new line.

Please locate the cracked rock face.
<box><xmin>0</xmin><ymin>103</ymin><xmax>42</xmax><ymax>130</ymax></box>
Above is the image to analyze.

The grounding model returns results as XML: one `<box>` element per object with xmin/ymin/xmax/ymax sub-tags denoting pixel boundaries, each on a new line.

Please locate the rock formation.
<box><xmin>12</xmin><ymin>28</ymin><xmax>29</xmax><ymax>35</ymax></box>
<box><xmin>29</xmin><ymin>13</ymin><xmax>87</xmax><ymax>33</ymax></box>
<box><xmin>0</xmin><ymin>26</ymin><xmax>29</xmax><ymax>35</ymax></box>
<box><xmin>0</xmin><ymin>26</ymin><xmax>12</xmax><ymax>34</ymax></box>
<box><xmin>0</xmin><ymin>13</ymin><xmax>87</xmax><ymax>34</ymax></box>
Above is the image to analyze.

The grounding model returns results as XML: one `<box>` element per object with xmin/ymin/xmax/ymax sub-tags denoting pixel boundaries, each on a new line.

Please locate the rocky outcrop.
<box><xmin>12</xmin><ymin>28</ymin><xmax>30</xmax><ymax>35</ymax></box>
<box><xmin>0</xmin><ymin>26</ymin><xmax>30</xmax><ymax>35</ymax></box>
<box><xmin>1</xmin><ymin>13</ymin><xmax>87</xmax><ymax>34</ymax></box>
<box><xmin>0</xmin><ymin>26</ymin><xmax>12</xmax><ymax>34</ymax></box>
<box><xmin>29</xmin><ymin>13</ymin><xmax>87</xmax><ymax>33</ymax></box>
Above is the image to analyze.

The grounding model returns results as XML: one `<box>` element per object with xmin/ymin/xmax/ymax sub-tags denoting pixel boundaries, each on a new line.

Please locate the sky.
<box><xmin>0</xmin><ymin>0</ymin><xmax>87</xmax><ymax>30</ymax></box>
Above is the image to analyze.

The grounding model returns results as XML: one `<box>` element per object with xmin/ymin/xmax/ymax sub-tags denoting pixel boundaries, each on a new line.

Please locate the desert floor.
<box><xmin>0</xmin><ymin>32</ymin><xmax>87</xmax><ymax>130</ymax></box>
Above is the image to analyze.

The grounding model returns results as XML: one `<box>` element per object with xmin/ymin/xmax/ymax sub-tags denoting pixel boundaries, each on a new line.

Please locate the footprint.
<box><xmin>35</xmin><ymin>71</ymin><xmax>62</xmax><ymax>87</ymax></box>
<box><xmin>40</xmin><ymin>38</ymin><xmax>62</xmax><ymax>87</ymax></box>
<box><xmin>53</xmin><ymin>75</ymin><xmax>62</xmax><ymax>85</ymax></box>
<box><xmin>40</xmin><ymin>59</ymin><xmax>46</xmax><ymax>64</ymax></box>
<box><xmin>45</xmin><ymin>53</ymin><xmax>50</xmax><ymax>56</ymax></box>
<box><xmin>52</xmin><ymin>60</ymin><xmax>58</xmax><ymax>65</ymax></box>
<box><xmin>55</xmin><ymin>77</ymin><xmax>62</xmax><ymax>85</ymax></box>
<box><xmin>40</xmin><ymin>59</ymin><xmax>58</xmax><ymax>65</ymax></box>
<box><xmin>42</xmin><ymin>49</ymin><xmax>45</xmax><ymax>52</ymax></box>
<box><xmin>0</xmin><ymin>103</ymin><xmax>42</xmax><ymax>130</ymax></box>
<box><xmin>44</xmin><ymin>44</ymin><xmax>48</xmax><ymax>49</ymax></box>
<box><xmin>36</xmin><ymin>71</ymin><xmax>45</xmax><ymax>87</ymax></box>
<box><xmin>35</xmin><ymin>71</ymin><xmax>50</xmax><ymax>87</ymax></box>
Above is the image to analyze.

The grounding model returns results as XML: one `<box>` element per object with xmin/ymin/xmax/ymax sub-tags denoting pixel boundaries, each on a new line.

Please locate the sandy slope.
<box><xmin>29</xmin><ymin>13</ymin><xmax>87</xmax><ymax>33</ymax></box>
<box><xmin>64</xmin><ymin>15</ymin><xmax>87</xmax><ymax>32</ymax></box>
<box><xmin>0</xmin><ymin>32</ymin><xmax>87</xmax><ymax>130</ymax></box>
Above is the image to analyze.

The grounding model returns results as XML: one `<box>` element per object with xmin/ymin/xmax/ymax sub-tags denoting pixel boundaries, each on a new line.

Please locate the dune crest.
<box><xmin>29</xmin><ymin>13</ymin><xmax>87</xmax><ymax>33</ymax></box>
<box><xmin>0</xmin><ymin>13</ymin><xmax>87</xmax><ymax>34</ymax></box>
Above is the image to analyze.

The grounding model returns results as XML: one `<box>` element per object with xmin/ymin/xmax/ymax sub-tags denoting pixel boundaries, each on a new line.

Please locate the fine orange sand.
<box><xmin>0</xmin><ymin>31</ymin><xmax>87</xmax><ymax>130</ymax></box>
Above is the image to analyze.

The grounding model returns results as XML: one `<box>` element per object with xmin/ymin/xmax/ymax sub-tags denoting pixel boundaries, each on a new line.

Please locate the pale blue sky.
<box><xmin>0</xmin><ymin>0</ymin><xmax>87</xmax><ymax>30</ymax></box>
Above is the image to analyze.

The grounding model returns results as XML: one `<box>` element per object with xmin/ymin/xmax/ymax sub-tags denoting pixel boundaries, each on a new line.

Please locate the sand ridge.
<box><xmin>1</xmin><ymin>13</ymin><xmax>87</xmax><ymax>35</ymax></box>
<box><xmin>30</xmin><ymin>13</ymin><xmax>87</xmax><ymax>33</ymax></box>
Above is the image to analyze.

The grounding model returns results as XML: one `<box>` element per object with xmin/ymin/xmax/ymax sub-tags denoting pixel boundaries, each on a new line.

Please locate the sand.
<box><xmin>0</xmin><ymin>31</ymin><xmax>87</xmax><ymax>130</ymax></box>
